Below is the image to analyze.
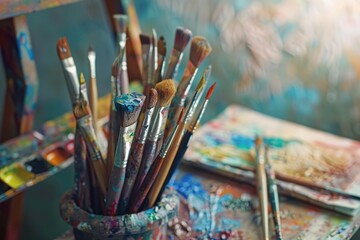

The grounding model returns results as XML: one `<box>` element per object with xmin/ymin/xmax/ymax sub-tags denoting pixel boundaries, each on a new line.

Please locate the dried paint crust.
<box><xmin>59</xmin><ymin>189</ymin><xmax>179</xmax><ymax>238</ymax></box>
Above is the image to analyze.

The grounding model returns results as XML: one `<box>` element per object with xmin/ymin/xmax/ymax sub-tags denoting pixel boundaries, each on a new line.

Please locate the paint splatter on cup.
<box><xmin>59</xmin><ymin>190</ymin><xmax>179</xmax><ymax>240</ymax></box>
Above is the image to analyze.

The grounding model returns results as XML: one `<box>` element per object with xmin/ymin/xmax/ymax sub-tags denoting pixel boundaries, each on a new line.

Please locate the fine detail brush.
<box><xmin>150</xmin><ymin>29</ymin><xmax>158</xmax><ymax>87</ymax></box>
<box><xmin>164</xmin><ymin>27</ymin><xmax>192</xmax><ymax>79</ymax></box>
<box><xmin>79</xmin><ymin>73</ymin><xmax>88</xmax><ymax>101</ymax></box>
<box><xmin>117</xmin><ymin>88</ymin><xmax>158</xmax><ymax>215</ymax></box>
<box><xmin>105</xmin><ymin>92</ymin><xmax>145</xmax><ymax>216</ymax></box>
<box><xmin>131</xmin><ymin>79</ymin><xmax>176</xmax><ymax>197</ymax></box>
<box><xmin>107</xmin><ymin>63</ymin><xmax>121</xmax><ymax>176</ymax></box>
<box><xmin>165</xmin><ymin>36</ymin><xmax>212</xmax><ymax>140</ymax></box>
<box><xmin>128</xmin><ymin>108</ymin><xmax>185</xmax><ymax>214</ymax></box>
<box><xmin>140</xmin><ymin>34</ymin><xmax>152</xmax><ymax>88</ymax></box>
<box><xmin>156</xmin><ymin>36</ymin><xmax>166</xmax><ymax>83</ymax></box>
<box><xmin>73</xmin><ymin>99</ymin><xmax>107</xmax><ymax>196</ymax></box>
<box><xmin>113</xmin><ymin>14</ymin><xmax>129</xmax><ymax>94</ymax></box>
<box><xmin>144</xmin><ymin>76</ymin><xmax>206</xmax><ymax>208</ymax></box>
<box><xmin>255</xmin><ymin>137</ymin><xmax>269</xmax><ymax>240</ymax></box>
<box><xmin>265</xmin><ymin>146</ymin><xmax>284</xmax><ymax>240</ymax></box>
<box><xmin>88</xmin><ymin>46</ymin><xmax>98</xmax><ymax>135</ymax></box>
<box><xmin>159</xmin><ymin>83</ymin><xmax>216</xmax><ymax>203</ymax></box>
<box><xmin>56</xmin><ymin>37</ymin><xmax>80</xmax><ymax>105</ymax></box>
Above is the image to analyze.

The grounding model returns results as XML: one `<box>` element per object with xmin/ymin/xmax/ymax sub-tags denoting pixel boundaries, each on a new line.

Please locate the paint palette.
<box><xmin>0</xmin><ymin>164</ymin><xmax>35</xmax><ymax>189</ymax></box>
<box><xmin>24</xmin><ymin>157</ymin><xmax>53</xmax><ymax>174</ymax></box>
<box><xmin>42</xmin><ymin>146</ymin><xmax>72</xmax><ymax>166</ymax></box>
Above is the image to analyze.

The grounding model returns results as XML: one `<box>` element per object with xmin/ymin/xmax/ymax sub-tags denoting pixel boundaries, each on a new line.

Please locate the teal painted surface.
<box><xmin>134</xmin><ymin>0</ymin><xmax>360</xmax><ymax>140</ymax></box>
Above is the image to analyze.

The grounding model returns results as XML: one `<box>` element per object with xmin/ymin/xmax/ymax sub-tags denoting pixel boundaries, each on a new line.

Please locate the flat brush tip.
<box><xmin>148</xmin><ymin>88</ymin><xmax>158</xmax><ymax>109</ymax></box>
<box><xmin>190</xmin><ymin>36</ymin><xmax>212</xmax><ymax>67</ymax></box>
<box><xmin>73</xmin><ymin>99</ymin><xmax>90</xmax><ymax>119</ymax></box>
<box><xmin>113</xmin><ymin>14</ymin><xmax>128</xmax><ymax>33</ymax></box>
<box><xmin>114</xmin><ymin>92</ymin><xmax>145</xmax><ymax>127</ymax></box>
<box><xmin>206</xmin><ymin>83</ymin><xmax>216</xmax><ymax>99</ymax></box>
<box><xmin>79</xmin><ymin>73</ymin><xmax>85</xmax><ymax>85</ymax></box>
<box><xmin>174</xmin><ymin>27</ymin><xmax>192</xmax><ymax>52</ymax></box>
<box><xmin>56</xmin><ymin>37</ymin><xmax>71</xmax><ymax>60</ymax></box>
<box><xmin>155</xmin><ymin>79</ymin><xmax>176</xmax><ymax>107</ymax></box>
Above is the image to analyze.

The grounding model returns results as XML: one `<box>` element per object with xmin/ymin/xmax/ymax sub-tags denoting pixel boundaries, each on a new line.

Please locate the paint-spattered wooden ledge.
<box><xmin>0</xmin><ymin>0</ymin><xmax>81</xmax><ymax>20</ymax></box>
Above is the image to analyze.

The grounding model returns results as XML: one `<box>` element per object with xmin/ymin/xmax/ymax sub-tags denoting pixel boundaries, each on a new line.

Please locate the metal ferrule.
<box><xmin>120</xmin><ymin>45</ymin><xmax>127</xmax><ymax>66</ymax></box>
<box><xmin>77</xmin><ymin>115</ymin><xmax>102</xmax><ymax>161</ymax></box>
<box><xmin>164</xmin><ymin>49</ymin><xmax>182</xmax><ymax>79</ymax></box>
<box><xmin>110</xmin><ymin>75</ymin><xmax>117</xmax><ymax>98</ymax></box>
<box><xmin>147</xmin><ymin>44</ymin><xmax>154</xmax><ymax>84</ymax></box>
<box><xmin>151</xmin><ymin>46</ymin><xmax>158</xmax><ymax>85</ymax></box>
<box><xmin>159</xmin><ymin>106</ymin><xmax>169</xmax><ymax>137</ymax></box>
<box><xmin>147</xmin><ymin>107</ymin><xmax>166</xmax><ymax>141</ymax></box>
<box><xmin>159</xmin><ymin>123</ymin><xmax>180</xmax><ymax>158</ymax></box>
<box><xmin>114</xmin><ymin>123</ymin><xmax>136</xmax><ymax>168</ymax></box>
<box><xmin>89</xmin><ymin>57</ymin><xmax>96</xmax><ymax>78</ymax></box>
<box><xmin>139</xmin><ymin>107</ymin><xmax>155</xmax><ymax>144</ymax></box>
<box><xmin>190</xmin><ymin>99</ymin><xmax>209</xmax><ymax>132</ymax></box>
<box><xmin>177</xmin><ymin>62</ymin><xmax>198</xmax><ymax>106</ymax></box>
<box><xmin>118</xmin><ymin>33</ymin><xmax>126</xmax><ymax>49</ymax></box>
<box><xmin>62</xmin><ymin>58</ymin><xmax>80</xmax><ymax>104</ymax></box>
<box><xmin>265</xmin><ymin>163</ymin><xmax>276</xmax><ymax>186</ymax></box>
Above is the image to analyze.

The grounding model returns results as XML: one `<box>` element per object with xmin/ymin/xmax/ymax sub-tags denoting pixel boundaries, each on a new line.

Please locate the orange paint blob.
<box><xmin>43</xmin><ymin>147</ymin><xmax>72</xmax><ymax>166</ymax></box>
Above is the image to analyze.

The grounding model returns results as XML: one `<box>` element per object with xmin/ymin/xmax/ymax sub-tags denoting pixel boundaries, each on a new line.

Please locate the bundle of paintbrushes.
<box><xmin>56</xmin><ymin>14</ymin><xmax>216</xmax><ymax>216</ymax></box>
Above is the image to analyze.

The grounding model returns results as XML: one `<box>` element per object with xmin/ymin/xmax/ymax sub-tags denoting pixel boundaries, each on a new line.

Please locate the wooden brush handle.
<box><xmin>145</xmin><ymin>122</ymin><xmax>185</xmax><ymax>208</ymax></box>
<box><xmin>74</xmin><ymin>129</ymin><xmax>87</xmax><ymax>208</ymax></box>
<box><xmin>131</xmin><ymin>139</ymin><xmax>157</xmax><ymax>195</ymax></box>
<box><xmin>105</xmin><ymin>166</ymin><xmax>126</xmax><ymax>216</ymax></box>
<box><xmin>89</xmin><ymin>76</ymin><xmax>98</xmax><ymax>134</ymax></box>
<box><xmin>128</xmin><ymin>155</ymin><xmax>165</xmax><ymax>213</ymax></box>
<box><xmin>257</xmin><ymin>162</ymin><xmax>269</xmax><ymax>240</ymax></box>
<box><xmin>117</xmin><ymin>142</ymin><xmax>145</xmax><ymax>214</ymax></box>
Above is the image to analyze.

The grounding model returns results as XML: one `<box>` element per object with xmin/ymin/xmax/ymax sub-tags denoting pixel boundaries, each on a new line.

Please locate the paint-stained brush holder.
<box><xmin>59</xmin><ymin>189</ymin><xmax>179</xmax><ymax>240</ymax></box>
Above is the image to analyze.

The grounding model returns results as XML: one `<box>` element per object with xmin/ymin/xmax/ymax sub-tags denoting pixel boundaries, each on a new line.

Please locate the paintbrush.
<box><xmin>156</xmin><ymin>36</ymin><xmax>166</xmax><ymax>83</ymax></box>
<box><xmin>73</xmin><ymin>99</ymin><xmax>107</xmax><ymax>197</ymax></box>
<box><xmin>128</xmin><ymin>108</ymin><xmax>185</xmax><ymax>214</ymax></box>
<box><xmin>106</xmin><ymin>63</ymin><xmax>121</xmax><ymax>175</ymax></box>
<box><xmin>159</xmin><ymin>83</ymin><xmax>216</xmax><ymax>202</ymax></box>
<box><xmin>265</xmin><ymin>146</ymin><xmax>283</xmax><ymax>240</ymax></box>
<box><xmin>165</xmin><ymin>36</ymin><xmax>212</xmax><ymax>140</ymax></box>
<box><xmin>56</xmin><ymin>37</ymin><xmax>80</xmax><ymax>105</ymax></box>
<box><xmin>117</xmin><ymin>88</ymin><xmax>158</xmax><ymax>215</ymax></box>
<box><xmin>150</xmin><ymin>29</ymin><xmax>158</xmax><ymax>87</ymax></box>
<box><xmin>88</xmin><ymin>46</ymin><xmax>98</xmax><ymax>134</ymax></box>
<box><xmin>140</xmin><ymin>34</ymin><xmax>152</xmax><ymax>87</ymax></box>
<box><xmin>73</xmin><ymin>127</ymin><xmax>87</xmax><ymax>208</ymax></box>
<box><xmin>144</xmin><ymin>76</ymin><xmax>206</xmax><ymax>209</ymax></box>
<box><xmin>164</xmin><ymin>27</ymin><xmax>192</xmax><ymax>79</ymax></box>
<box><xmin>105</xmin><ymin>92</ymin><xmax>145</xmax><ymax>216</ymax></box>
<box><xmin>79</xmin><ymin>73</ymin><xmax>88</xmax><ymax>101</ymax></box>
<box><xmin>255</xmin><ymin>136</ymin><xmax>269</xmax><ymax>240</ymax></box>
<box><xmin>131</xmin><ymin>79</ymin><xmax>176</xmax><ymax>197</ymax></box>
<box><xmin>113</xmin><ymin>14</ymin><xmax>129</xmax><ymax>94</ymax></box>
<box><xmin>188</xmin><ymin>65</ymin><xmax>211</xmax><ymax>120</ymax></box>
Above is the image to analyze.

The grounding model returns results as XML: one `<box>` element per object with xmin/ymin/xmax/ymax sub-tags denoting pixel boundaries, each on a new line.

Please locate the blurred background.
<box><xmin>1</xmin><ymin>0</ymin><xmax>360</xmax><ymax>239</ymax></box>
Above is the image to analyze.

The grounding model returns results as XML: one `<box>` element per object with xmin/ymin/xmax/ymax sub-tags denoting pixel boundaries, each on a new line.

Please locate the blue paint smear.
<box><xmin>17</xmin><ymin>32</ymin><xmax>34</xmax><ymax>61</ymax></box>
<box><xmin>231</xmin><ymin>134</ymin><xmax>253</xmax><ymax>150</ymax></box>
<box><xmin>173</xmin><ymin>173</ymin><xmax>207</xmax><ymax>199</ymax></box>
<box><xmin>114</xmin><ymin>92</ymin><xmax>144</xmax><ymax>112</ymax></box>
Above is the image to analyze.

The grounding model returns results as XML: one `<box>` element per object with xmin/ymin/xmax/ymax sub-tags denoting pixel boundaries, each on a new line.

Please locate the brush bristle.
<box><xmin>113</xmin><ymin>14</ymin><xmax>128</xmax><ymax>34</ymax></box>
<box><xmin>196</xmin><ymin>74</ymin><xmax>206</xmax><ymax>92</ymax></box>
<box><xmin>56</xmin><ymin>37</ymin><xmax>71</xmax><ymax>60</ymax></box>
<box><xmin>114</xmin><ymin>92</ymin><xmax>145</xmax><ymax>127</ymax></box>
<box><xmin>140</xmin><ymin>34</ymin><xmax>151</xmax><ymax>45</ymax></box>
<box><xmin>147</xmin><ymin>88</ymin><xmax>158</xmax><ymax>109</ymax></box>
<box><xmin>174</xmin><ymin>27</ymin><xmax>192</xmax><ymax>52</ymax></box>
<box><xmin>79</xmin><ymin>73</ymin><xmax>86</xmax><ymax>85</ymax></box>
<box><xmin>155</xmin><ymin>79</ymin><xmax>176</xmax><ymax>107</ymax></box>
<box><xmin>88</xmin><ymin>46</ymin><xmax>95</xmax><ymax>57</ymax></box>
<box><xmin>189</xmin><ymin>36</ymin><xmax>212</xmax><ymax>67</ymax></box>
<box><xmin>73</xmin><ymin>99</ymin><xmax>90</xmax><ymax>119</ymax></box>
<box><xmin>158</xmin><ymin>36</ymin><xmax>166</xmax><ymax>56</ymax></box>
<box><xmin>206</xmin><ymin>83</ymin><xmax>216</xmax><ymax>99</ymax></box>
